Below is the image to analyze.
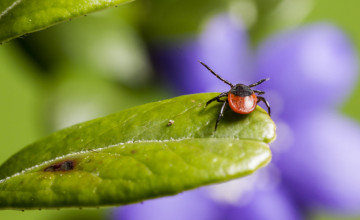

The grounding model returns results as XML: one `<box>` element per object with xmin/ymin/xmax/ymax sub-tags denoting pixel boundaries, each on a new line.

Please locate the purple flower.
<box><xmin>255</xmin><ymin>23</ymin><xmax>360</xmax><ymax>213</ymax></box>
<box><xmin>115</xmin><ymin>14</ymin><xmax>360</xmax><ymax>219</ymax></box>
<box><xmin>115</xmin><ymin>190</ymin><xmax>225</xmax><ymax>220</ymax></box>
<box><xmin>277</xmin><ymin>110</ymin><xmax>360</xmax><ymax>212</ymax></box>
<box><xmin>225</xmin><ymin>185</ymin><xmax>302</xmax><ymax>220</ymax></box>
<box><xmin>150</xmin><ymin>15</ymin><xmax>254</xmax><ymax>94</ymax></box>
<box><xmin>256</xmin><ymin>24</ymin><xmax>358</xmax><ymax>118</ymax></box>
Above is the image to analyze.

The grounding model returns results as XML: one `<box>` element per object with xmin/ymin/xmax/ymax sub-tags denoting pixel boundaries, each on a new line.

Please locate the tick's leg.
<box><xmin>249</xmin><ymin>78</ymin><xmax>270</xmax><ymax>87</ymax></box>
<box><xmin>257</xmin><ymin>96</ymin><xmax>271</xmax><ymax>116</ymax></box>
<box><xmin>253</xmin><ymin>90</ymin><xmax>265</xmax><ymax>95</ymax></box>
<box><xmin>215</xmin><ymin>100</ymin><xmax>227</xmax><ymax>131</ymax></box>
<box><xmin>206</xmin><ymin>92</ymin><xmax>228</xmax><ymax>106</ymax></box>
<box><xmin>199</xmin><ymin>61</ymin><xmax>234</xmax><ymax>87</ymax></box>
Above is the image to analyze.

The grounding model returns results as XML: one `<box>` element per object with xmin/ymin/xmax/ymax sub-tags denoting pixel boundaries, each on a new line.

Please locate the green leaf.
<box><xmin>0</xmin><ymin>93</ymin><xmax>276</xmax><ymax>209</ymax></box>
<box><xmin>0</xmin><ymin>0</ymin><xmax>132</xmax><ymax>43</ymax></box>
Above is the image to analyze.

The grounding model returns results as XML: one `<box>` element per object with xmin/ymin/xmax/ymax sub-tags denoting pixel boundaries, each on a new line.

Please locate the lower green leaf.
<box><xmin>0</xmin><ymin>93</ymin><xmax>276</xmax><ymax>209</ymax></box>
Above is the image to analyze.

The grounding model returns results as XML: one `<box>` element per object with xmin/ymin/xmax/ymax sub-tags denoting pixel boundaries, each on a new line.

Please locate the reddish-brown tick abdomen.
<box><xmin>228</xmin><ymin>92</ymin><xmax>257</xmax><ymax>114</ymax></box>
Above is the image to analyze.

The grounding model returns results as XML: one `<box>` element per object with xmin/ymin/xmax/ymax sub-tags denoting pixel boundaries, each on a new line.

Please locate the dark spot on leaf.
<box><xmin>44</xmin><ymin>160</ymin><xmax>75</xmax><ymax>172</ymax></box>
<box><xmin>131</xmin><ymin>150</ymin><xmax>137</xmax><ymax>154</ymax></box>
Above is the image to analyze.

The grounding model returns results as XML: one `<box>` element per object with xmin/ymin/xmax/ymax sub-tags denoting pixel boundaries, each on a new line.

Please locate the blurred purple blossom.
<box><xmin>151</xmin><ymin>15</ymin><xmax>254</xmax><ymax>94</ymax></box>
<box><xmin>277</xmin><ymin>110</ymin><xmax>360</xmax><ymax>212</ymax></box>
<box><xmin>116</xmin><ymin>14</ymin><xmax>359</xmax><ymax>220</ymax></box>
<box><xmin>256</xmin><ymin>24</ymin><xmax>358</xmax><ymax>118</ymax></box>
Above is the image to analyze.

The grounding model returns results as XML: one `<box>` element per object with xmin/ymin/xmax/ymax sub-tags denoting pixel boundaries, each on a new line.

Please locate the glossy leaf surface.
<box><xmin>0</xmin><ymin>0</ymin><xmax>132</xmax><ymax>43</ymax></box>
<box><xmin>0</xmin><ymin>93</ymin><xmax>276</xmax><ymax>209</ymax></box>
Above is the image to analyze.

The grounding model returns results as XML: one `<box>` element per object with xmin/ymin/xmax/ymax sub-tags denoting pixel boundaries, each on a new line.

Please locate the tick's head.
<box><xmin>230</xmin><ymin>84</ymin><xmax>253</xmax><ymax>97</ymax></box>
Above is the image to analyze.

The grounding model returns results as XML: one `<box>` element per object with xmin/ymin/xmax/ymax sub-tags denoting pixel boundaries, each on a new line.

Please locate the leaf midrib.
<box><xmin>0</xmin><ymin>137</ymin><xmax>267</xmax><ymax>184</ymax></box>
<box><xmin>0</xmin><ymin>0</ymin><xmax>22</xmax><ymax>21</ymax></box>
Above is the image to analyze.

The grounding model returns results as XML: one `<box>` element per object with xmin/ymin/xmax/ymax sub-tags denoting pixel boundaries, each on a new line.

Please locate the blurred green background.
<box><xmin>0</xmin><ymin>0</ymin><xmax>360</xmax><ymax>219</ymax></box>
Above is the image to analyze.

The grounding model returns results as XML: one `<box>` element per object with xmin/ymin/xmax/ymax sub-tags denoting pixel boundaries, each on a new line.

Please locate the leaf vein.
<box><xmin>0</xmin><ymin>0</ymin><xmax>22</xmax><ymax>21</ymax></box>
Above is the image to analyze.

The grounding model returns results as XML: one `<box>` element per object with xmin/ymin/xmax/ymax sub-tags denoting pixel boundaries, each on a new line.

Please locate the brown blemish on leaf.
<box><xmin>44</xmin><ymin>160</ymin><xmax>75</xmax><ymax>172</ymax></box>
<box><xmin>131</xmin><ymin>150</ymin><xmax>137</xmax><ymax>154</ymax></box>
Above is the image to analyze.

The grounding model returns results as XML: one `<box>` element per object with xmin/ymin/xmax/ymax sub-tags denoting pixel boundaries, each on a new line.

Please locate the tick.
<box><xmin>200</xmin><ymin>61</ymin><xmax>271</xmax><ymax>131</ymax></box>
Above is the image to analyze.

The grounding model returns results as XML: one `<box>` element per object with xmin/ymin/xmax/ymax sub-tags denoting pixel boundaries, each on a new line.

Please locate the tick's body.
<box><xmin>200</xmin><ymin>61</ymin><xmax>271</xmax><ymax>131</ymax></box>
<box><xmin>228</xmin><ymin>84</ymin><xmax>257</xmax><ymax>114</ymax></box>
